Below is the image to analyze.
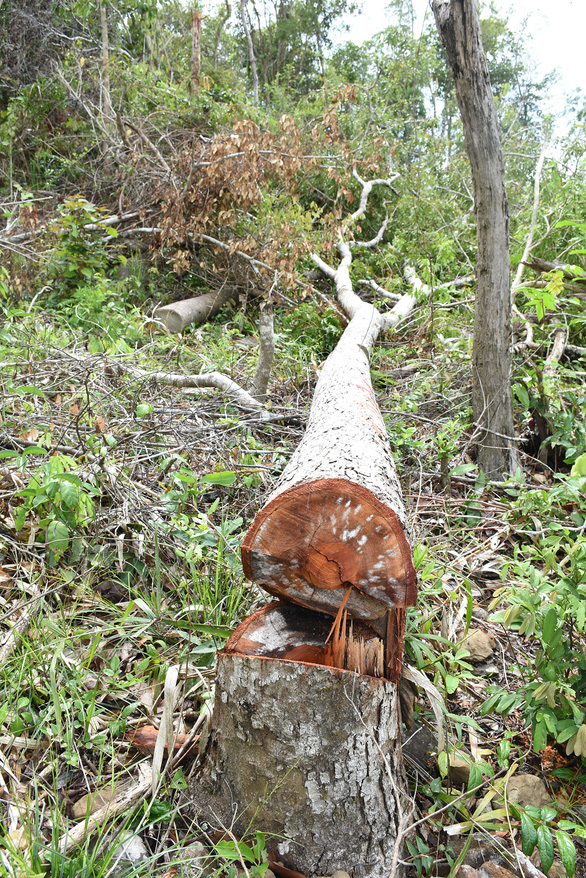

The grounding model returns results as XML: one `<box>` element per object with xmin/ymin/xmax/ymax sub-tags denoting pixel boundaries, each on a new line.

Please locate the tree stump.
<box><xmin>191</xmin><ymin>608</ymin><xmax>408</xmax><ymax>878</ymax></box>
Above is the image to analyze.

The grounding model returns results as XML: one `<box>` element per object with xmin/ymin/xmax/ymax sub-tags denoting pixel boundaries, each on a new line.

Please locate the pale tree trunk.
<box><xmin>154</xmin><ymin>287</ymin><xmax>236</xmax><ymax>333</ymax></box>
<box><xmin>212</xmin><ymin>0</ymin><xmax>231</xmax><ymax>70</ymax></box>
<box><xmin>432</xmin><ymin>0</ymin><xmax>518</xmax><ymax>479</ymax></box>
<box><xmin>252</xmin><ymin>301</ymin><xmax>274</xmax><ymax>400</ymax></box>
<box><xmin>98</xmin><ymin>0</ymin><xmax>114</xmax><ymax>130</ymax></box>
<box><xmin>242</xmin><ymin>298</ymin><xmax>416</xmax><ymax>681</ymax></box>
<box><xmin>191</xmin><ymin>7</ymin><xmax>203</xmax><ymax>92</ymax></box>
<box><xmin>239</xmin><ymin>0</ymin><xmax>259</xmax><ymax>106</ymax></box>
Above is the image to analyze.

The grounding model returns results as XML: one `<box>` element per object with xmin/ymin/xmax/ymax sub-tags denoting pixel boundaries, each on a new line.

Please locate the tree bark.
<box><xmin>432</xmin><ymin>0</ymin><xmax>518</xmax><ymax>479</ymax></box>
<box><xmin>188</xmin><ymin>604</ymin><xmax>409</xmax><ymax>878</ymax></box>
<box><xmin>154</xmin><ymin>287</ymin><xmax>236</xmax><ymax>333</ymax></box>
<box><xmin>252</xmin><ymin>301</ymin><xmax>274</xmax><ymax>401</ymax></box>
<box><xmin>240</xmin><ymin>0</ymin><xmax>259</xmax><ymax>106</ymax></box>
<box><xmin>98</xmin><ymin>0</ymin><xmax>114</xmax><ymax>131</ymax></box>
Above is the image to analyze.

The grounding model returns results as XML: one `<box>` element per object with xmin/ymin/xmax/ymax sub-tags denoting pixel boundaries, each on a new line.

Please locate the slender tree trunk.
<box><xmin>252</xmin><ymin>301</ymin><xmax>274</xmax><ymax>400</ymax></box>
<box><xmin>240</xmin><ymin>0</ymin><xmax>259</xmax><ymax>105</ymax></box>
<box><xmin>432</xmin><ymin>0</ymin><xmax>518</xmax><ymax>479</ymax></box>
<box><xmin>212</xmin><ymin>0</ymin><xmax>231</xmax><ymax>70</ymax></box>
<box><xmin>98</xmin><ymin>0</ymin><xmax>114</xmax><ymax>129</ymax></box>
<box><xmin>191</xmin><ymin>7</ymin><xmax>202</xmax><ymax>92</ymax></box>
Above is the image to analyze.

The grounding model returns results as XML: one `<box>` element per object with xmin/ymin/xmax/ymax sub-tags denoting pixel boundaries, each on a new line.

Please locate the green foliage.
<box><xmin>279</xmin><ymin>302</ymin><xmax>343</xmax><ymax>359</ymax></box>
<box><xmin>1</xmin><ymin>446</ymin><xmax>99</xmax><ymax>565</ymax></box>
<box><xmin>213</xmin><ymin>831</ymin><xmax>270</xmax><ymax>878</ymax></box>
<box><xmin>518</xmin><ymin>805</ymin><xmax>578</xmax><ymax>878</ymax></box>
<box><xmin>481</xmin><ymin>460</ymin><xmax>586</xmax><ymax>754</ymax></box>
<box><xmin>41</xmin><ymin>196</ymin><xmax>120</xmax><ymax>299</ymax></box>
<box><xmin>405</xmin><ymin>836</ymin><xmax>434</xmax><ymax>877</ymax></box>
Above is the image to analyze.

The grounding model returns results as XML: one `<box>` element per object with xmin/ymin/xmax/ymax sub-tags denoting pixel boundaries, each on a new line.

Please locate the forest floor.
<box><xmin>0</xmin><ymin>293</ymin><xmax>585</xmax><ymax>878</ymax></box>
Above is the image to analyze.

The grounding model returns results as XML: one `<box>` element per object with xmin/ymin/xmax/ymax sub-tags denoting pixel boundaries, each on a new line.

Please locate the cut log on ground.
<box><xmin>154</xmin><ymin>286</ymin><xmax>236</xmax><ymax>333</ymax></box>
<box><xmin>241</xmin><ymin>300</ymin><xmax>416</xmax><ymax>682</ymax></box>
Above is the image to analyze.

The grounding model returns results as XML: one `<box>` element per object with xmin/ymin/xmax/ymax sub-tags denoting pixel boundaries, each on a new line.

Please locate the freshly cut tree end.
<box><xmin>241</xmin><ymin>478</ymin><xmax>416</xmax><ymax>623</ymax></box>
<box><xmin>224</xmin><ymin>602</ymin><xmax>387</xmax><ymax>678</ymax></box>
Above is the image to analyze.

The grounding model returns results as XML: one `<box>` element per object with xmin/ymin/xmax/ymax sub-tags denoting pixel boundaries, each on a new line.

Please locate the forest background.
<box><xmin>1</xmin><ymin>0</ymin><xmax>586</xmax><ymax>875</ymax></box>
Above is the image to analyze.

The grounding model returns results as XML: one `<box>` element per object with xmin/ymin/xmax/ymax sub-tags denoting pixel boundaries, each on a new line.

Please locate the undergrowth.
<box><xmin>0</xmin><ymin>252</ymin><xmax>585</xmax><ymax>875</ymax></box>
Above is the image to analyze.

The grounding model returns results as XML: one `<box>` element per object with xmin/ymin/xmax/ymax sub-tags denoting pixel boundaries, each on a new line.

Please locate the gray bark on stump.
<box><xmin>190</xmin><ymin>605</ymin><xmax>409</xmax><ymax>878</ymax></box>
<box><xmin>432</xmin><ymin>0</ymin><xmax>518</xmax><ymax>479</ymax></box>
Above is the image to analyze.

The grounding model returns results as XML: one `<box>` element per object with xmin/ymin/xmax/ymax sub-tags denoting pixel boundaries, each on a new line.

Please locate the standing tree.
<box><xmin>432</xmin><ymin>0</ymin><xmax>518</xmax><ymax>478</ymax></box>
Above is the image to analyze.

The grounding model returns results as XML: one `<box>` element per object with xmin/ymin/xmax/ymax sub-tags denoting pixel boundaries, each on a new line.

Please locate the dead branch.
<box><xmin>252</xmin><ymin>300</ymin><xmax>275</xmax><ymax>401</ymax></box>
<box><xmin>543</xmin><ymin>327</ymin><xmax>567</xmax><ymax>381</ymax></box>
<box><xmin>59</xmin><ymin>763</ymin><xmax>153</xmax><ymax>855</ymax></box>
<box><xmin>122</xmin><ymin>365</ymin><xmax>266</xmax><ymax>413</ymax></box>
<box><xmin>123</xmin><ymin>118</ymin><xmax>173</xmax><ymax>175</ymax></box>
<box><xmin>523</xmin><ymin>257</ymin><xmax>586</xmax><ymax>283</ymax></box>
<box><xmin>512</xmin><ymin>127</ymin><xmax>550</xmax><ymax>295</ymax></box>
<box><xmin>349</xmin><ymin>168</ymin><xmax>399</xmax><ymax>224</ymax></box>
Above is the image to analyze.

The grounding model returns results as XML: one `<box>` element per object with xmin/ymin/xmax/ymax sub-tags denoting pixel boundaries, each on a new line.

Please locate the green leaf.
<box><xmin>468</xmin><ymin>762</ymin><xmax>483</xmax><ymax>791</ymax></box>
<box><xmin>59</xmin><ymin>481</ymin><xmax>79</xmax><ymax>508</ymax></box>
<box><xmin>520</xmin><ymin>812</ymin><xmax>537</xmax><ymax>855</ymax></box>
<box><xmin>449</xmin><ymin>463</ymin><xmax>477</xmax><ymax>476</ymax></box>
<box><xmin>537</xmin><ymin>824</ymin><xmax>555</xmax><ymax>874</ymax></box>
<box><xmin>22</xmin><ymin>445</ymin><xmax>47</xmax><ymax>456</ymax></box>
<box><xmin>46</xmin><ymin>520</ymin><xmax>69</xmax><ymax>559</ymax></box>
<box><xmin>497</xmin><ymin>738</ymin><xmax>511</xmax><ymax>769</ymax></box>
<box><xmin>136</xmin><ymin>403</ymin><xmax>154</xmax><ymax>417</ymax></box>
<box><xmin>542</xmin><ymin>607</ymin><xmax>557</xmax><ymax>643</ymax></box>
<box><xmin>570</xmin><ymin>454</ymin><xmax>586</xmax><ymax>478</ymax></box>
<box><xmin>514</xmin><ymin>383</ymin><xmax>530</xmax><ymax>410</ymax></box>
<box><xmin>533</xmin><ymin>716</ymin><xmax>548</xmax><ymax>752</ymax></box>
<box><xmin>201</xmin><ymin>470</ymin><xmax>237</xmax><ymax>486</ymax></box>
<box><xmin>539</xmin><ymin>806</ymin><xmax>557</xmax><ymax>824</ymax></box>
<box><xmin>17</xmin><ymin>386</ymin><xmax>45</xmax><ymax>397</ymax></box>
<box><xmin>444</xmin><ymin>674</ymin><xmax>459</xmax><ymax>694</ymax></box>
<box><xmin>214</xmin><ymin>841</ymin><xmax>240</xmax><ymax>862</ymax></box>
<box><xmin>555</xmin><ymin>830</ymin><xmax>576</xmax><ymax>877</ymax></box>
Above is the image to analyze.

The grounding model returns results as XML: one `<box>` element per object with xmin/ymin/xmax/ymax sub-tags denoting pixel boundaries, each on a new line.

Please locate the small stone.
<box><xmin>71</xmin><ymin>787</ymin><xmax>116</xmax><ymax>819</ymax></box>
<box><xmin>459</xmin><ymin>630</ymin><xmax>495</xmax><ymax>663</ymax></box>
<box><xmin>478</xmin><ymin>863</ymin><xmax>519</xmax><ymax>878</ymax></box>
<box><xmin>503</xmin><ymin>774</ymin><xmax>551</xmax><ymax>808</ymax></box>
<box><xmin>170</xmin><ymin>841</ymin><xmax>214</xmax><ymax>878</ymax></box>
<box><xmin>455</xmin><ymin>867</ymin><xmax>481</xmax><ymax>878</ymax></box>
<box><xmin>265</xmin><ymin>870</ymin><xmax>276</xmax><ymax>878</ymax></box>
<box><xmin>445</xmin><ymin>753</ymin><xmax>472</xmax><ymax>786</ymax></box>
<box><xmin>331</xmin><ymin>872</ymin><xmax>351</xmax><ymax>878</ymax></box>
<box><xmin>110</xmin><ymin>830</ymin><xmax>148</xmax><ymax>864</ymax></box>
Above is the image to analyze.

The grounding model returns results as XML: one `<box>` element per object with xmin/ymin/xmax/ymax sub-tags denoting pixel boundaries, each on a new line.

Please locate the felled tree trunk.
<box><xmin>242</xmin><ymin>304</ymin><xmax>416</xmax><ymax>681</ymax></box>
<box><xmin>188</xmin><ymin>192</ymin><xmax>415</xmax><ymax>878</ymax></box>
<box><xmin>154</xmin><ymin>287</ymin><xmax>236</xmax><ymax>333</ymax></box>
